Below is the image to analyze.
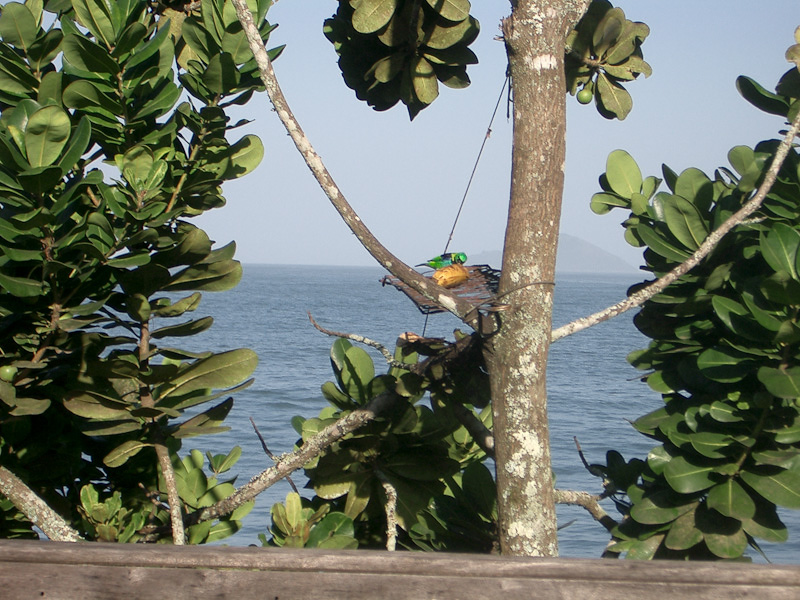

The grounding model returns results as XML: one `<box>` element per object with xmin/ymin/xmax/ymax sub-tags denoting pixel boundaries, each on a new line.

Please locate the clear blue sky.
<box><xmin>197</xmin><ymin>1</ymin><xmax>800</xmax><ymax>268</ymax></box>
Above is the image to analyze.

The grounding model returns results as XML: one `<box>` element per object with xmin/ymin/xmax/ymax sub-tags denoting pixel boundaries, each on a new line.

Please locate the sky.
<box><xmin>196</xmin><ymin>1</ymin><xmax>800</xmax><ymax>268</ymax></box>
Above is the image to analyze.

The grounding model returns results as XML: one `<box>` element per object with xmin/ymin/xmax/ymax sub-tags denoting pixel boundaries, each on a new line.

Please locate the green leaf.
<box><xmin>224</xmin><ymin>134</ymin><xmax>263</xmax><ymax>180</ymax></box>
<box><xmin>71</xmin><ymin>0</ymin><xmax>115</xmax><ymax>48</ymax></box>
<box><xmin>736</xmin><ymin>76</ymin><xmax>790</xmax><ymax>116</ymax></box>
<box><xmin>741</xmin><ymin>503</ymin><xmax>788</xmax><ymax>543</ymax></box>
<box><xmin>166</xmin><ymin>259</ymin><xmax>242</xmax><ymax>292</ymax></box>
<box><xmin>152</xmin><ymin>292</ymin><xmax>202</xmax><ymax>318</ymax></box>
<box><xmin>630</xmin><ymin>489</ymin><xmax>696</xmax><ymax>525</ymax></box>
<box><xmin>740</xmin><ymin>468</ymin><xmax>800</xmax><ymax>508</ymax></box>
<box><xmin>424</xmin><ymin>0</ymin><xmax>469</xmax><ymax>23</ymax></box>
<box><xmin>18</xmin><ymin>165</ymin><xmax>63</xmax><ymax>195</ymax></box>
<box><xmin>697</xmin><ymin>347</ymin><xmax>753</xmax><ymax>383</ymax></box>
<box><xmin>343</xmin><ymin>472</ymin><xmax>373</xmax><ymax>519</ymax></box>
<box><xmin>306</xmin><ymin>513</ymin><xmax>356</xmax><ymax>548</ymax></box>
<box><xmin>663</xmin><ymin>506</ymin><xmax>702</xmax><ymax>551</ymax></box>
<box><xmin>0</xmin><ymin>2</ymin><xmax>39</xmax><ymax>51</ymax></box>
<box><xmin>658</xmin><ymin>193</ymin><xmax>708</xmax><ymax>250</ymax></box>
<box><xmin>589</xmin><ymin>191</ymin><xmax>629</xmax><ymax>214</ymax></box>
<box><xmin>592</xmin><ymin>6</ymin><xmax>624</xmax><ymax>56</ymax></box>
<box><xmin>56</xmin><ymin>116</ymin><xmax>91</xmax><ymax>174</ymax></box>
<box><xmin>689</xmin><ymin>431</ymin><xmax>736</xmax><ymax>460</ymax></box>
<box><xmin>728</xmin><ymin>145</ymin><xmax>764</xmax><ymax>192</ymax></box>
<box><xmin>410</xmin><ymin>56</ymin><xmax>438</xmax><ymax>105</ymax></box>
<box><xmin>702</xmin><ymin>520</ymin><xmax>747</xmax><ymax>559</ymax></box>
<box><xmin>674</xmin><ymin>168</ymin><xmax>713</xmax><ymax>211</ymax></box>
<box><xmin>284</xmin><ymin>492</ymin><xmax>303</xmax><ymax>530</ymax></box>
<box><xmin>61</xmin><ymin>32</ymin><xmax>119</xmax><ymax>76</ymax></box>
<box><xmin>352</xmin><ymin>0</ymin><xmax>398</xmax><ymax>34</ymax></box>
<box><xmin>202</xmin><ymin>52</ymin><xmax>240</xmax><ymax>96</ymax></box>
<box><xmin>707</xmin><ymin>479</ymin><xmax>756</xmax><ymax>520</ymax></box>
<box><xmin>664</xmin><ymin>455</ymin><xmax>716</xmax><ymax>494</ymax></box>
<box><xmin>207</xmin><ymin>446</ymin><xmax>242</xmax><ymax>474</ymax></box>
<box><xmin>596</xmin><ymin>72</ymin><xmax>632</xmax><ymax>120</ymax></box>
<box><xmin>757</xmin><ymin>365</ymin><xmax>800</xmax><ymax>398</ymax></box>
<box><xmin>423</xmin><ymin>16</ymin><xmax>479</xmax><ymax>50</ymax></box>
<box><xmin>25</xmin><ymin>106</ymin><xmax>71</xmax><ymax>167</ymax></box>
<box><xmin>635</xmin><ymin>223</ymin><xmax>691</xmax><ymax>262</ymax></box>
<box><xmin>103</xmin><ymin>439</ymin><xmax>150</xmax><ymax>468</ymax></box>
<box><xmin>62</xmin><ymin>79</ymin><xmax>120</xmax><ymax>114</ymax></box>
<box><xmin>605</xmin><ymin>149</ymin><xmax>642</xmax><ymax>199</ymax></box>
<box><xmin>0</xmin><ymin>271</ymin><xmax>43</xmax><ymax>297</ymax></box>
<box><xmin>330</xmin><ymin>339</ymin><xmax>375</xmax><ymax>402</ymax></box>
<box><xmin>462</xmin><ymin>461</ymin><xmax>496</xmax><ymax>518</ymax></box>
<box><xmin>125</xmin><ymin>293</ymin><xmax>151</xmax><ymax>323</ymax></box>
<box><xmin>157</xmin><ymin>348</ymin><xmax>258</xmax><ymax>400</ymax></box>
<box><xmin>760</xmin><ymin>223</ymin><xmax>800</xmax><ymax>279</ymax></box>
<box><xmin>151</xmin><ymin>316</ymin><xmax>213</xmax><ymax>339</ymax></box>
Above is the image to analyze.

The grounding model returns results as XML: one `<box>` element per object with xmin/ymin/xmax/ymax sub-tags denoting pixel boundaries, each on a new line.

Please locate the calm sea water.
<box><xmin>178</xmin><ymin>264</ymin><xmax>799</xmax><ymax>562</ymax></box>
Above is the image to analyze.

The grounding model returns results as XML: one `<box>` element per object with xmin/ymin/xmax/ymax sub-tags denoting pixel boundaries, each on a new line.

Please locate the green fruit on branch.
<box><xmin>0</xmin><ymin>365</ymin><xmax>18</xmax><ymax>383</ymax></box>
<box><xmin>577</xmin><ymin>87</ymin><xmax>594</xmax><ymax>104</ymax></box>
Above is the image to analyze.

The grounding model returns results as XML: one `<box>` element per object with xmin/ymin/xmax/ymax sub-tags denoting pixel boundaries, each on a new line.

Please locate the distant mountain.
<box><xmin>469</xmin><ymin>233</ymin><xmax>637</xmax><ymax>274</ymax></box>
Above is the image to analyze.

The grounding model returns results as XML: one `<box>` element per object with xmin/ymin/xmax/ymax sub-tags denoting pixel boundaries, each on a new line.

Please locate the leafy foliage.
<box><xmin>323</xmin><ymin>0</ymin><xmax>479</xmax><ymax>119</ymax></box>
<box><xmin>0</xmin><ymin>0</ymin><xmax>279</xmax><ymax>542</ymax></box>
<box><xmin>590</xmin><ymin>65</ymin><xmax>800</xmax><ymax>559</ymax></box>
<box><xmin>566</xmin><ymin>0</ymin><xmax>651</xmax><ymax>120</ymax></box>
<box><xmin>266</xmin><ymin>337</ymin><xmax>497</xmax><ymax>551</ymax></box>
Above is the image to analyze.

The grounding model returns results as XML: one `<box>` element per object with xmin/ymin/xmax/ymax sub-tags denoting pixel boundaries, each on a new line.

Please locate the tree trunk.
<box><xmin>488</xmin><ymin>0</ymin><xmax>589</xmax><ymax>557</ymax></box>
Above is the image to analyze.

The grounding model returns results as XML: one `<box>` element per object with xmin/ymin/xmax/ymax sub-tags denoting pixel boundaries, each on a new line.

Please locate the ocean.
<box><xmin>178</xmin><ymin>264</ymin><xmax>799</xmax><ymax>562</ymax></box>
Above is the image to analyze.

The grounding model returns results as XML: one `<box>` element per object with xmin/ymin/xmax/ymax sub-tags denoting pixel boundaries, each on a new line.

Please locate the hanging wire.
<box><xmin>442</xmin><ymin>72</ymin><xmax>511</xmax><ymax>255</ymax></box>
<box><xmin>421</xmin><ymin>73</ymin><xmax>511</xmax><ymax>336</ymax></box>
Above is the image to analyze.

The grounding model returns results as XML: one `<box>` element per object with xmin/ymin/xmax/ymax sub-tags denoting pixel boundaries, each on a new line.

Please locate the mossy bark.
<box><xmin>487</xmin><ymin>0</ymin><xmax>590</xmax><ymax>557</ymax></box>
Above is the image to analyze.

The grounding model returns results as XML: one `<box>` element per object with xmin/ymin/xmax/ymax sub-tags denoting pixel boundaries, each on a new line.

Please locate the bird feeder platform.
<box><xmin>381</xmin><ymin>265</ymin><xmax>501</xmax><ymax>315</ymax></box>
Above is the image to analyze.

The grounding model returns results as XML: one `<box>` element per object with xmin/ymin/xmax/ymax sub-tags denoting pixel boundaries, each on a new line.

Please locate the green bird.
<box><xmin>416</xmin><ymin>252</ymin><xmax>467</xmax><ymax>269</ymax></box>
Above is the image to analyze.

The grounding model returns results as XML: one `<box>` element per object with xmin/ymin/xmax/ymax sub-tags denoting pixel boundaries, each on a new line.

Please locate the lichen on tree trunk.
<box><xmin>488</xmin><ymin>0</ymin><xmax>590</xmax><ymax>557</ymax></box>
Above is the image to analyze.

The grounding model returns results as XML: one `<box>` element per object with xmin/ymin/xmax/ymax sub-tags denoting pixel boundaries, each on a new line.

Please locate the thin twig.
<box><xmin>0</xmin><ymin>465</ymin><xmax>82</xmax><ymax>542</ymax></box>
<box><xmin>308</xmin><ymin>312</ymin><xmax>407</xmax><ymax>369</ymax></box>
<box><xmin>376</xmin><ymin>469</ymin><xmax>398</xmax><ymax>552</ymax></box>
<box><xmin>230</xmin><ymin>0</ymin><xmax>478</xmax><ymax>326</ymax></box>
<box><xmin>552</xmin><ymin>111</ymin><xmax>800</xmax><ymax>342</ymax></box>
<box><xmin>249</xmin><ymin>417</ymin><xmax>298</xmax><ymax>494</ymax></box>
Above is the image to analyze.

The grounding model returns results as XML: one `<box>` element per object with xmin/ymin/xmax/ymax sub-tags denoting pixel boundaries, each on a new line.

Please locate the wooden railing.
<box><xmin>1</xmin><ymin>539</ymin><xmax>798</xmax><ymax>599</ymax></box>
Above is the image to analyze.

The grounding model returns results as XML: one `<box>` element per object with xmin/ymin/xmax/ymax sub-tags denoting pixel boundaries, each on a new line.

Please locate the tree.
<box><xmin>3</xmin><ymin>0</ymin><xmax>800</xmax><ymax>564</ymax></box>
<box><xmin>232</xmin><ymin>0</ymin><xmax>800</xmax><ymax>560</ymax></box>
<box><xmin>0</xmin><ymin>0</ymin><xmax>280</xmax><ymax>544</ymax></box>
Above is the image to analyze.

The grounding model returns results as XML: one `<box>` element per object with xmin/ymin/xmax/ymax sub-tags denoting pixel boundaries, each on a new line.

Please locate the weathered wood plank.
<box><xmin>1</xmin><ymin>539</ymin><xmax>798</xmax><ymax>599</ymax></box>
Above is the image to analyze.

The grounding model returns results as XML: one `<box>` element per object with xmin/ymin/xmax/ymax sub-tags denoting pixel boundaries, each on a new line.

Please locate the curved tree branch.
<box><xmin>231</xmin><ymin>0</ymin><xmax>479</xmax><ymax>326</ymax></box>
<box><xmin>552</xmin><ymin>111</ymin><xmax>800</xmax><ymax>343</ymax></box>
<box><xmin>0</xmin><ymin>465</ymin><xmax>82</xmax><ymax>542</ymax></box>
<box><xmin>192</xmin><ymin>391</ymin><xmax>401</xmax><ymax>525</ymax></box>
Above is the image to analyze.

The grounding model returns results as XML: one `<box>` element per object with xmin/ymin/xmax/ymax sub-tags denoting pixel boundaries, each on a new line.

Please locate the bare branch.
<box><xmin>552</xmin><ymin>111</ymin><xmax>800</xmax><ymax>342</ymax></box>
<box><xmin>230</xmin><ymin>0</ymin><xmax>477</xmax><ymax>325</ymax></box>
<box><xmin>249</xmin><ymin>417</ymin><xmax>298</xmax><ymax>494</ymax></box>
<box><xmin>553</xmin><ymin>489</ymin><xmax>617</xmax><ymax>534</ymax></box>
<box><xmin>308</xmin><ymin>312</ymin><xmax>405</xmax><ymax>368</ymax></box>
<box><xmin>376</xmin><ymin>469</ymin><xmax>398</xmax><ymax>551</ymax></box>
<box><xmin>139</xmin><ymin>319</ymin><xmax>185</xmax><ymax>545</ymax></box>
<box><xmin>155</xmin><ymin>443</ymin><xmax>186</xmax><ymax>545</ymax></box>
<box><xmin>0</xmin><ymin>465</ymin><xmax>82</xmax><ymax>542</ymax></box>
<box><xmin>193</xmin><ymin>391</ymin><xmax>401</xmax><ymax>524</ymax></box>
